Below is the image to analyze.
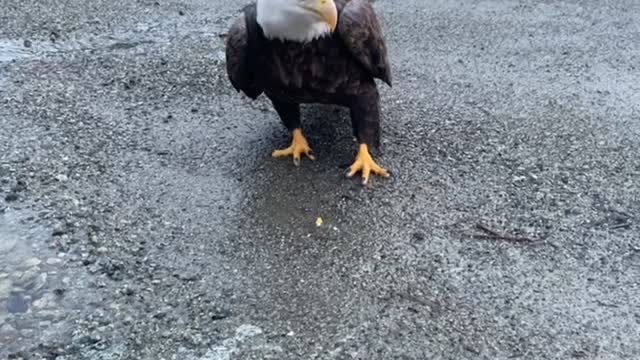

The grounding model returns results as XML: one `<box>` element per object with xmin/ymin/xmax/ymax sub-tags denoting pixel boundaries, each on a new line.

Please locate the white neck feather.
<box><xmin>256</xmin><ymin>0</ymin><xmax>332</xmax><ymax>42</ymax></box>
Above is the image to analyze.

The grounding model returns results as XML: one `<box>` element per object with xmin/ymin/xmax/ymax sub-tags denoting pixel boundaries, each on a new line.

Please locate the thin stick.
<box><xmin>472</xmin><ymin>223</ymin><xmax>536</xmax><ymax>243</ymax></box>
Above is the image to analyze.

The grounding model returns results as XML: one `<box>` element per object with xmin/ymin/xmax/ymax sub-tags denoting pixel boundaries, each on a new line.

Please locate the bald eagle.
<box><xmin>225</xmin><ymin>0</ymin><xmax>392</xmax><ymax>184</ymax></box>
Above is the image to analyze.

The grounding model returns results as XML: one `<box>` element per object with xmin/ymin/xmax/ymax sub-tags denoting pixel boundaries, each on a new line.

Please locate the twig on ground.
<box><xmin>596</xmin><ymin>300</ymin><xmax>619</xmax><ymax>308</ymax></box>
<box><xmin>471</xmin><ymin>223</ymin><xmax>537</xmax><ymax>244</ymax></box>
<box><xmin>610</xmin><ymin>222</ymin><xmax>632</xmax><ymax>230</ymax></box>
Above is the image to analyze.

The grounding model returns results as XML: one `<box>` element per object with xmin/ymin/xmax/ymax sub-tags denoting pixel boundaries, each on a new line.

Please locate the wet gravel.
<box><xmin>1</xmin><ymin>0</ymin><xmax>640</xmax><ymax>359</ymax></box>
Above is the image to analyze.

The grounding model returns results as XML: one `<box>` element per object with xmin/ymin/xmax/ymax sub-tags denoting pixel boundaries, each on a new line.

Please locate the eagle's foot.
<box><xmin>271</xmin><ymin>128</ymin><xmax>316</xmax><ymax>166</ymax></box>
<box><xmin>346</xmin><ymin>144</ymin><xmax>390</xmax><ymax>185</ymax></box>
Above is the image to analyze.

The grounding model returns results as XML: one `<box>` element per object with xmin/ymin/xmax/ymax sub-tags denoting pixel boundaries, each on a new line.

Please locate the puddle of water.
<box><xmin>0</xmin><ymin>208</ymin><xmax>71</xmax><ymax>355</ymax></box>
<box><xmin>0</xmin><ymin>36</ymin><xmax>152</xmax><ymax>65</ymax></box>
<box><xmin>0</xmin><ymin>16</ymin><xmax>227</xmax><ymax>66</ymax></box>
<box><xmin>0</xmin><ymin>208</ymin><xmax>51</xmax><ymax>268</ymax></box>
<box><xmin>0</xmin><ymin>40</ymin><xmax>34</xmax><ymax>63</ymax></box>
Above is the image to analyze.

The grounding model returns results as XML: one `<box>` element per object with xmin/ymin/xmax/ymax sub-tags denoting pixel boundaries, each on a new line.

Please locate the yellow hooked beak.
<box><xmin>316</xmin><ymin>0</ymin><xmax>338</xmax><ymax>32</ymax></box>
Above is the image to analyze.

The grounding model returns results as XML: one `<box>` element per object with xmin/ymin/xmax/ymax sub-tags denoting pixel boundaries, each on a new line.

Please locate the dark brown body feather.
<box><xmin>225</xmin><ymin>0</ymin><xmax>391</xmax><ymax>147</ymax></box>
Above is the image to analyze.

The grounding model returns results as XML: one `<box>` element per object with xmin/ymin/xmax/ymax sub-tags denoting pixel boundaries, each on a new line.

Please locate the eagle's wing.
<box><xmin>225</xmin><ymin>5</ymin><xmax>263</xmax><ymax>99</ymax></box>
<box><xmin>337</xmin><ymin>0</ymin><xmax>392</xmax><ymax>86</ymax></box>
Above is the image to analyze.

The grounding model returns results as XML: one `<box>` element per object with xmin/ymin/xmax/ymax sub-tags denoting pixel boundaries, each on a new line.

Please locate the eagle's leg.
<box><xmin>270</xmin><ymin>100</ymin><xmax>315</xmax><ymax>166</ymax></box>
<box><xmin>346</xmin><ymin>89</ymin><xmax>390</xmax><ymax>185</ymax></box>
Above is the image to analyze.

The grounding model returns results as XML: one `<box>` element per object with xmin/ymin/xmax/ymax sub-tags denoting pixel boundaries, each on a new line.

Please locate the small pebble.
<box><xmin>33</xmin><ymin>293</ymin><xmax>56</xmax><ymax>309</ymax></box>
<box><xmin>7</xmin><ymin>292</ymin><xmax>29</xmax><ymax>313</ymax></box>
<box><xmin>21</xmin><ymin>328</ymin><xmax>36</xmax><ymax>337</ymax></box>
<box><xmin>33</xmin><ymin>273</ymin><xmax>48</xmax><ymax>291</ymax></box>
<box><xmin>0</xmin><ymin>323</ymin><xmax>18</xmax><ymax>337</ymax></box>
<box><xmin>46</xmin><ymin>258</ymin><xmax>63</xmax><ymax>265</ymax></box>
<box><xmin>17</xmin><ymin>269</ymin><xmax>40</xmax><ymax>285</ymax></box>
<box><xmin>411</xmin><ymin>231</ymin><xmax>426</xmax><ymax>243</ymax></box>
<box><xmin>39</xmin><ymin>320</ymin><xmax>52</xmax><ymax>328</ymax></box>
<box><xmin>211</xmin><ymin>308</ymin><xmax>231</xmax><ymax>321</ymax></box>
<box><xmin>24</xmin><ymin>257</ymin><xmax>42</xmax><ymax>268</ymax></box>
<box><xmin>11</xmin><ymin>180</ymin><xmax>27</xmax><ymax>192</ymax></box>
<box><xmin>0</xmin><ymin>278</ymin><xmax>12</xmax><ymax>300</ymax></box>
<box><xmin>52</xmin><ymin>223</ymin><xmax>67</xmax><ymax>236</ymax></box>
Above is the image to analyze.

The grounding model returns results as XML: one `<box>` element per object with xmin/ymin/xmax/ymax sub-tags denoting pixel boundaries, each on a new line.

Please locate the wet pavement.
<box><xmin>1</xmin><ymin>0</ymin><xmax>640</xmax><ymax>359</ymax></box>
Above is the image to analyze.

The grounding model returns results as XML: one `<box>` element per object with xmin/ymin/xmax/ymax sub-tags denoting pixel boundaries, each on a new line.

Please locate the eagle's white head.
<box><xmin>256</xmin><ymin>0</ymin><xmax>338</xmax><ymax>42</ymax></box>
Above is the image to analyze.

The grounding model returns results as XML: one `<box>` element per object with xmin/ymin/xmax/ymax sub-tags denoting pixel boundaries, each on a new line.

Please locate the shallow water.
<box><xmin>0</xmin><ymin>40</ymin><xmax>35</xmax><ymax>63</ymax></box>
<box><xmin>0</xmin><ymin>208</ymin><xmax>74</xmax><ymax>355</ymax></box>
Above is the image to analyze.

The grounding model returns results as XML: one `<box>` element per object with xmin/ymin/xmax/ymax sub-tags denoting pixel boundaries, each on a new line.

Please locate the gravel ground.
<box><xmin>1</xmin><ymin>0</ymin><xmax>639</xmax><ymax>359</ymax></box>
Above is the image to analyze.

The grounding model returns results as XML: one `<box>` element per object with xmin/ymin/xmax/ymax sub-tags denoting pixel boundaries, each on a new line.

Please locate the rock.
<box><xmin>33</xmin><ymin>293</ymin><xmax>57</xmax><ymax>310</ymax></box>
<box><xmin>20</xmin><ymin>328</ymin><xmax>35</xmax><ymax>337</ymax></box>
<box><xmin>153</xmin><ymin>306</ymin><xmax>173</xmax><ymax>319</ymax></box>
<box><xmin>75</xmin><ymin>332</ymin><xmax>102</xmax><ymax>346</ymax></box>
<box><xmin>0</xmin><ymin>278</ymin><xmax>11</xmax><ymax>300</ymax></box>
<box><xmin>35</xmin><ymin>342</ymin><xmax>66</xmax><ymax>358</ymax></box>
<box><xmin>39</xmin><ymin>320</ymin><xmax>52</xmax><ymax>328</ymax></box>
<box><xmin>23</xmin><ymin>257</ymin><xmax>42</xmax><ymax>268</ymax></box>
<box><xmin>37</xmin><ymin>309</ymin><xmax>62</xmax><ymax>322</ymax></box>
<box><xmin>235</xmin><ymin>324</ymin><xmax>263</xmax><ymax>339</ymax></box>
<box><xmin>0</xmin><ymin>323</ymin><xmax>18</xmax><ymax>338</ymax></box>
<box><xmin>15</xmin><ymin>268</ymin><xmax>39</xmax><ymax>287</ymax></box>
<box><xmin>0</xmin><ymin>233</ymin><xmax>18</xmax><ymax>253</ymax></box>
<box><xmin>46</xmin><ymin>257</ymin><xmax>63</xmax><ymax>266</ymax></box>
<box><xmin>53</xmin><ymin>288</ymin><xmax>66</xmax><ymax>297</ymax></box>
<box><xmin>11</xmin><ymin>180</ymin><xmax>27</xmax><ymax>192</ymax></box>
<box><xmin>33</xmin><ymin>272</ymin><xmax>48</xmax><ymax>292</ymax></box>
<box><xmin>49</xmin><ymin>30</ymin><xmax>60</xmax><ymax>42</ymax></box>
<box><xmin>7</xmin><ymin>292</ymin><xmax>29</xmax><ymax>313</ymax></box>
<box><xmin>4</xmin><ymin>192</ymin><xmax>19</xmax><ymax>202</ymax></box>
<box><xmin>123</xmin><ymin>78</ymin><xmax>136</xmax><ymax>90</ymax></box>
<box><xmin>175</xmin><ymin>272</ymin><xmax>201</xmax><ymax>282</ymax></box>
<box><xmin>123</xmin><ymin>287</ymin><xmax>134</xmax><ymax>296</ymax></box>
<box><xmin>211</xmin><ymin>308</ymin><xmax>232</xmax><ymax>321</ymax></box>
<box><xmin>411</xmin><ymin>231</ymin><xmax>426</xmax><ymax>243</ymax></box>
<box><xmin>52</xmin><ymin>223</ymin><xmax>67</xmax><ymax>236</ymax></box>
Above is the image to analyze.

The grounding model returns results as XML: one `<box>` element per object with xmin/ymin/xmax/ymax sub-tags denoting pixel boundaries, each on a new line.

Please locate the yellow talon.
<box><xmin>272</xmin><ymin>128</ymin><xmax>316</xmax><ymax>166</ymax></box>
<box><xmin>346</xmin><ymin>144</ymin><xmax>390</xmax><ymax>185</ymax></box>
